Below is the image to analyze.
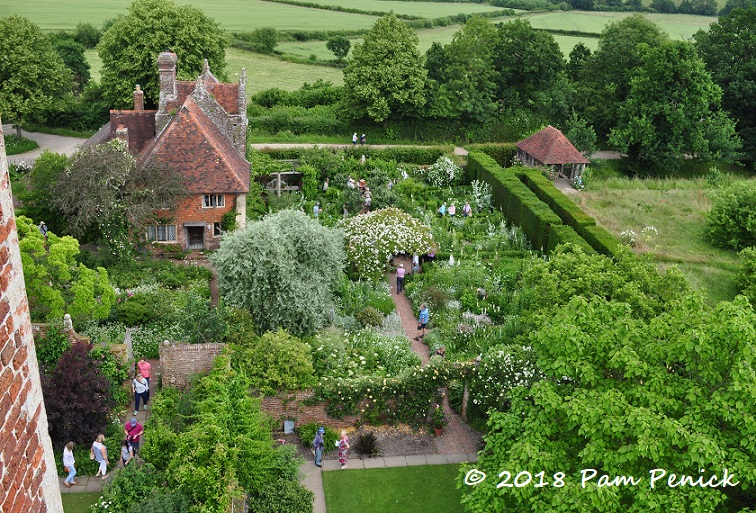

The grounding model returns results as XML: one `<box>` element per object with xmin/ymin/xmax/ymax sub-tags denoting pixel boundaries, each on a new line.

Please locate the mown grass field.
<box><xmin>574</xmin><ymin>176</ymin><xmax>743</xmax><ymax>305</ymax></box>
<box><xmin>302</xmin><ymin>0</ymin><xmax>505</xmax><ymax>17</ymax></box>
<box><xmin>85</xmin><ymin>48</ymin><xmax>343</xmax><ymax>95</ymax></box>
<box><xmin>323</xmin><ymin>464</ymin><xmax>465</xmax><ymax>513</ymax></box>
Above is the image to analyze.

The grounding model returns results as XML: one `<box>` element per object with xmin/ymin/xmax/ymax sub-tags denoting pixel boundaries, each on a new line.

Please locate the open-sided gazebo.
<box><xmin>516</xmin><ymin>125</ymin><xmax>590</xmax><ymax>180</ymax></box>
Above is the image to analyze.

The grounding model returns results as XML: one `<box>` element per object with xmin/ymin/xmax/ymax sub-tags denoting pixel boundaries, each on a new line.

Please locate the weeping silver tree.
<box><xmin>212</xmin><ymin>209</ymin><xmax>345</xmax><ymax>336</ymax></box>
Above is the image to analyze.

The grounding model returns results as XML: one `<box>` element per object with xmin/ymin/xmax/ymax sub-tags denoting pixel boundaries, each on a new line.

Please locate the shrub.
<box><xmin>35</xmin><ymin>326</ymin><xmax>71</xmax><ymax>373</ymax></box>
<box><xmin>469</xmin><ymin>344</ymin><xmax>542</xmax><ymax>416</ymax></box>
<box><xmin>355</xmin><ymin>306</ymin><xmax>384</xmax><ymax>327</ymax></box>
<box><xmin>247</xmin><ymin>479</ymin><xmax>314</xmax><ymax>513</ymax></box>
<box><xmin>229</xmin><ymin>329</ymin><xmax>316</xmax><ymax>394</ymax></box>
<box><xmin>115</xmin><ymin>294</ymin><xmax>161</xmax><ymax>326</ymax></box>
<box><xmin>128</xmin><ymin>492</ymin><xmax>190</xmax><ymax>513</ymax></box>
<box><xmin>93</xmin><ymin>463</ymin><xmax>165</xmax><ymax>513</ymax></box>
<box><xmin>422</xmin><ymin>156</ymin><xmax>461</xmax><ymax>187</ymax></box>
<box><xmin>42</xmin><ymin>343</ymin><xmax>114</xmax><ymax>446</ymax></box>
<box><xmin>353</xmin><ymin>431</ymin><xmax>380</xmax><ymax>458</ymax></box>
<box><xmin>706</xmin><ymin>182</ymin><xmax>756</xmax><ymax>251</ymax></box>
<box><xmin>736</xmin><ymin>247</ymin><xmax>756</xmax><ymax>303</ymax></box>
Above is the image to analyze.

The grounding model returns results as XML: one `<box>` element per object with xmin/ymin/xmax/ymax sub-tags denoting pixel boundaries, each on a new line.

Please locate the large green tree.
<box><xmin>493</xmin><ymin>20</ymin><xmax>570</xmax><ymax>123</ymax></box>
<box><xmin>0</xmin><ymin>16</ymin><xmax>70</xmax><ymax>136</ymax></box>
<box><xmin>340</xmin><ymin>13</ymin><xmax>427</xmax><ymax>123</ymax></box>
<box><xmin>461</xmin><ymin>294</ymin><xmax>756</xmax><ymax>512</ymax></box>
<box><xmin>694</xmin><ymin>8</ymin><xmax>756</xmax><ymax>163</ymax></box>
<box><xmin>212</xmin><ymin>209</ymin><xmax>345</xmax><ymax>336</ymax></box>
<box><xmin>609</xmin><ymin>41</ymin><xmax>740</xmax><ymax>173</ymax></box>
<box><xmin>16</xmin><ymin>216</ymin><xmax>115</xmax><ymax>323</ymax></box>
<box><xmin>97</xmin><ymin>0</ymin><xmax>228</xmax><ymax>108</ymax></box>
<box><xmin>578</xmin><ymin>14</ymin><xmax>668</xmax><ymax>139</ymax></box>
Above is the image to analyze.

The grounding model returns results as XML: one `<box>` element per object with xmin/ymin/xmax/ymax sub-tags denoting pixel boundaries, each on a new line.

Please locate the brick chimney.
<box><xmin>133</xmin><ymin>84</ymin><xmax>144</xmax><ymax>111</ymax></box>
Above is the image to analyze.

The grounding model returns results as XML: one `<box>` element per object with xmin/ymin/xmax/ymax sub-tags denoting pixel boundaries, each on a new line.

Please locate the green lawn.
<box><xmin>323</xmin><ymin>464</ymin><xmax>465</xmax><ymax>513</ymax></box>
<box><xmin>573</xmin><ymin>177</ymin><xmax>742</xmax><ymax>305</ymax></box>
<box><xmin>0</xmin><ymin>0</ymin><xmax>380</xmax><ymax>32</ymax></box>
<box><xmin>62</xmin><ymin>492</ymin><xmax>100</xmax><ymax>513</ymax></box>
<box><xmin>301</xmin><ymin>0</ymin><xmax>505</xmax><ymax>17</ymax></box>
<box><xmin>85</xmin><ymin>47</ymin><xmax>343</xmax><ymax>96</ymax></box>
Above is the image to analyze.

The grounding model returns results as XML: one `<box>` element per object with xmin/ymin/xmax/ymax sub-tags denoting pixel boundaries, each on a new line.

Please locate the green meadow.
<box><xmin>302</xmin><ymin>0</ymin><xmax>506</xmax><ymax>17</ymax></box>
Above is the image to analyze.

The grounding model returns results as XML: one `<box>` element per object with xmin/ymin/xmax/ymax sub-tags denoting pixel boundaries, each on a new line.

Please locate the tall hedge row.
<box><xmin>467</xmin><ymin>152</ymin><xmax>561</xmax><ymax>251</ymax></box>
<box><xmin>466</xmin><ymin>143</ymin><xmax>517</xmax><ymax>168</ymax></box>
<box><xmin>511</xmin><ymin>167</ymin><xmax>596</xmax><ymax>230</ymax></box>
<box><xmin>257</xmin><ymin>146</ymin><xmax>450</xmax><ymax>165</ymax></box>
<box><xmin>467</xmin><ymin>151</ymin><xmax>620</xmax><ymax>257</ymax></box>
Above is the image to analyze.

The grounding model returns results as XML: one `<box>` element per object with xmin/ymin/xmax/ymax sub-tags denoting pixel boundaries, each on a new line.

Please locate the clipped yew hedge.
<box><xmin>258</xmin><ymin>146</ymin><xmax>450</xmax><ymax>165</ymax></box>
<box><xmin>467</xmin><ymin>152</ymin><xmax>561</xmax><ymax>252</ymax></box>
<box><xmin>466</xmin><ymin>143</ymin><xmax>517</xmax><ymax>168</ymax></box>
<box><xmin>576</xmin><ymin>225</ymin><xmax>624</xmax><ymax>258</ymax></box>
<box><xmin>547</xmin><ymin>225</ymin><xmax>595</xmax><ymax>254</ymax></box>
<box><xmin>511</xmin><ymin>166</ymin><xmax>596</xmax><ymax>230</ymax></box>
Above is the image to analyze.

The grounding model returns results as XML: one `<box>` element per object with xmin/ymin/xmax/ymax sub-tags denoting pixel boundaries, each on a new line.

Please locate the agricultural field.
<box><xmin>85</xmin><ymin>47</ymin><xmax>344</xmax><ymax>95</ymax></box>
<box><xmin>301</xmin><ymin>0</ymin><xmax>506</xmax><ymax>17</ymax></box>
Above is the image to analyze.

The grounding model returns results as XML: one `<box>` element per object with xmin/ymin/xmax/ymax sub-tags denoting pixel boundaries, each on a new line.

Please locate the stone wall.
<box><xmin>159</xmin><ymin>341</ymin><xmax>227</xmax><ymax>388</ymax></box>
<box><xmin>0</xmin><ymin>121</ymin><xmax>63</xmax><ymax>512</ymax></box>
<box><xmin>261</xmin><ymin>390</ymin><xmax>357</xmax><ymax>431</ymax></box>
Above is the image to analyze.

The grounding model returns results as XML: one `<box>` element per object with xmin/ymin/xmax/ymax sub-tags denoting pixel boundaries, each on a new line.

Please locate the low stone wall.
<box><xmin>159</xmin><ymin>341</ymin><xmax>226</xmax><ymax>388</ymax></box>
<box><xmin>261</xmin><ymin>390</ymin><xmax>357</xmax><ymax>431</ymax></box>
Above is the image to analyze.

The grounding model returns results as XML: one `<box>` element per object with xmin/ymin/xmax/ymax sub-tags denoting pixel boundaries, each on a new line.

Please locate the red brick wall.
<box><xmin>0</xmin><ymin>122</ymin><xmax>63</xmax><ymax>512</ymax></box>
<box><xmin>154</xmin><ymin>194</ymin><xmax>236</xmax><ymax>251</ymax></box>
<box><xmin>159</xmin><ymin>342</ymin><xmax>227</xmax><ymax>388</ymax></box>
<box><xmin>261</xmin><ymin>390</ymin><xmax>357</xmax><ymax>430</ymax></box>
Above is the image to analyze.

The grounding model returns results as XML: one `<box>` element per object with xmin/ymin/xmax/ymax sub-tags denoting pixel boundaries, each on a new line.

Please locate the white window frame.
<box><xmin>146</xmin><ymin>224</ymin><xmax>177</xmax><ymax>242</ymax></box>
<box><xmin>203</xmin><ymin>194</ymin><xmax>225</xmax><ymax>208</ymax></box>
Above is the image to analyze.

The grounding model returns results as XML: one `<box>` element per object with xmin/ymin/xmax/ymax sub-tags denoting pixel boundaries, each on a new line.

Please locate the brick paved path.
<box><xmin>388</xmin><ymin>257</ymin><xmax>481</xmax><ymax>455</ymax></box>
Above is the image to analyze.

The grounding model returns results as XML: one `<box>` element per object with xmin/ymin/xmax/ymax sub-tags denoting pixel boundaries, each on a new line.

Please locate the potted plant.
<box><xmin>431</xmin><ymin>404</ymin><xmax>447</xmax><ymax>436</ymax></box>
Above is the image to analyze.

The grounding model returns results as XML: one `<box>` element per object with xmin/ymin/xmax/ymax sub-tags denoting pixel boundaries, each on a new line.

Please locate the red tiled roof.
<box><xmin>109</xmin><ymin>110</ymin><xmax>157</xmax><ymax>154</ymax></box>
<box><xmin>163</xmin><ymin>81</ymin><xmax>240</xmax><ymax>115</ymax></box>
<box><xmin>139</xmin><ymin>97</ymin><xmax>249</xmax><ymax>193</ymax></box>
<box><xmin>516</xmin><ymin>126</ymin><xmax>590</xmax><ymax>165</ymax></box>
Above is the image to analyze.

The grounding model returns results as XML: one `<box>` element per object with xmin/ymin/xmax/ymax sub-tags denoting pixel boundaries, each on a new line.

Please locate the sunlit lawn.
<box><xmin>323</xmin><ymin>464</ymin><xmax>465</xmax><ymax>513</ymax></box>
<box><xmin>62</xmin><ymin>492</ymin><xmax>100</xmax><ymax>513</ymax></box>
<box><xmin>573</xmin><ymin>177</ymin><xmax>743</xmax><ymax>305</ymax></box>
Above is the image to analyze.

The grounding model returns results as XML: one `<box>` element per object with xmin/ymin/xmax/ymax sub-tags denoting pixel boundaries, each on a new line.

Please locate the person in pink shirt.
<box><xmin>396</xmin><ymin>264</ymin><xmax>406</xmax><ymax>294</ymax></box>
<box><xmin>137</xmin><ymin>358</ymin><xmax>151</xmax><ymax>401</ymax></box>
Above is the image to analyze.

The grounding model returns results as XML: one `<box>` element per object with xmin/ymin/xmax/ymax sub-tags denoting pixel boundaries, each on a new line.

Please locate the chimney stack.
<box><xmin>115</xmin><ymin>125</ymin><xmax>129</xmax><ymax>150</ymax></box>
<box><xmin>157</xmin><ymin>52</ymin><xmax>177</xmax><ymax>103</ymax></box>
<box><xmin>133</xmin><ymin>84</ymin><xmax>144</xmax><ymax>111</ymax></box>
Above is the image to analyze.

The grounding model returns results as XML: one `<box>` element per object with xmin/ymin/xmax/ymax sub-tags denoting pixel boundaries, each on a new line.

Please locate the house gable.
<box><xmin>516</xmin><ymin>125</ymin><xmax>590</xmax><ymax>166</ymax></box>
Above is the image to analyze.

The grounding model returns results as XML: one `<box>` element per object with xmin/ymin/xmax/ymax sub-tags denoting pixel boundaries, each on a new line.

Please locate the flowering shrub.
<box><xmin>340</xmin><ymin>207</ymin><xmax>434</xmax><ymax>281</ymax></box>
<box><xmin>422</xmin><ymin>156</ymin><xmax>461</xmax><ymax>187</ymax></box>
<box><xmin>431</xmin><ymin>403</ymin><xmax>448</xmax><ymax>428</ymax></box>
<box><xmin>620</xmin><ymin>229</ymin><xmax>637</xmax><ymax>247</ymax></box>
<box><xmin>469</xmin><ymin>344</ymin><xmax>542</xmax><ymax>415</ymax></box>
<box><xmin>470</xmin><ymin>179</ymin><xmax>492</xmax><ymax>213</ymax></box>
<box><xmin>314</xmin><ymin>358</ymin><xmax>473</xmax><ymax>426</ymax></box>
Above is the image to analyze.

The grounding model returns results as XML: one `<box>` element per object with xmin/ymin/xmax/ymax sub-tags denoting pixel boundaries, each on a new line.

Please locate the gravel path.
<box><xmin>3</xmin><ymin>124</ymin><xmax>86</xmax><ymax>166</ymax></box>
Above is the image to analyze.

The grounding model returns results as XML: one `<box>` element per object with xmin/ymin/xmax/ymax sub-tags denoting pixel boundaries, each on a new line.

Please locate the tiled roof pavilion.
<box><xmin>516</xmin><ymin>125</ymin><xmax>589</xmax><ymax>180</ymax></box>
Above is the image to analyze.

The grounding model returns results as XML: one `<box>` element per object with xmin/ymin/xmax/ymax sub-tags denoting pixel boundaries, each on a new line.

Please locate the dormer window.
<box><xmin>203</xmin><ymin>194</ymin><xmax>225</xmax><ymax>208</ymax></box>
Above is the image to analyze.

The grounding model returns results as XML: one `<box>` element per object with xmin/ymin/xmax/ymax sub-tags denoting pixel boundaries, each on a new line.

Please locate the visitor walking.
<box><xmin>62</xmin><ymin>442</ymin><xmax>77</xmax><ymax>488</ymax></box>
<box><xmin>352</xmin><ymin>133</ymin><xmax>358</xmax><ymax>145</ymax></box>
<box><xmin>462</xmin><ymin>201</ymin><xmax>472</xmax><ymax>217</ymax></box>
<box><xmin>137</xmin><ymin>358</ymin><xmax>151</xmax><ymax>402</ymax></box>
<box><xmin>323</xmin><ymin>178</ymin><xmax>329</xmax><ymax>192</ymax></box>
<box><xmin>412</xmin><ymin>253</ymin><xmax>419</xmax><ymax>273</ymax></box>
<box><xmin>120</xmin><ymin>439</ymin><xmax>134</xmax><ymax>467</ymax></box>
<box><xmin>38</xmin><ymin>221</ymin><xmax>48</xmax><ymax>242</ymax></box>
<box><xmin>313</xmin><ymin>427</ymin><xmax>325</xmax><ymax>468</ymax></box>
<box><xmin>132</xmin><ymin>374</ymin><xmax>149</xmax><ymax>416</ymax></box>
<box><xmin>124</xmin><ymin>417</ymin><xmax>144</xmax><ymax>453</ymax></box>
<box><xmin>438</xmin><ymin>202</ymin><xmax>447</xmax><ymax>217</ymax></box>
<box><xmin>360</xmin><ymin>133</ymin><xmax>366</xmax><ymax>145</ymax></box>
<box><xmin>313</xmin><ymin>201</ymin><xmax>321</xmax><ymax>219</ymax></box>
<box><xmin>338</xmin><ymin>430</ymin><xmax>350</xmax><ymax>469</ymax></box>
<box><xmin>91</xmin><ymin>434</ymin><xmax>108</xmax><ymax>480</ymax></box>
<box><xmin>448</xmin><ymin>203</ymin><xmax>456</xmax><ymax>217</ymax></box>
<box><xmin>415</xmin><ymin>303</ymin><xmax>429</xmax><ymax>341</ymax></box>
<box><xmin>396</xmin><ymin>264</ymin><xmax>406</xmax><ymax>294</ymax></box>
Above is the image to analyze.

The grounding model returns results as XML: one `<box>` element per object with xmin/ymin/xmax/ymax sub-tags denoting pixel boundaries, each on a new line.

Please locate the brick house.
<box><xmin>86</xmin><ymin>52</ymin><xmax>249</xmax><ymax>251</ymax></box>
<box><xmin>516</xmin><ymin>125</ymin><xmax>590</xmax><ymax>181</ymax></box>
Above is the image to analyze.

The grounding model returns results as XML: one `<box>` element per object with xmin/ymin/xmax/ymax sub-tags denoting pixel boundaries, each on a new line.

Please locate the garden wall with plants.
<box><xmin>160</xmin><ymin>342</ymin><xmax>227</xmax><ymax>388</ymax></box>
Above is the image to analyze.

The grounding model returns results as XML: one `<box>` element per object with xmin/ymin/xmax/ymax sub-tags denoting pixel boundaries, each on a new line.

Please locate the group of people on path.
<box><xmin>352</xmin><ymin>132</ymin><xmax>367</xmax><ymax>146</ymax></box>
<box><xmin>62</xmin><ymin>358</ymin><xmax>151</xmax><ymax>487</ymax></box>
<box><xmin>438</xmin><ymin>201</ymin><xmax>472</xmax><ymax>218</ymax></box>
<box><xmin>313</xmin><ymin>428</ymin><xmax>350</xmax><ymax>469</ymax></box>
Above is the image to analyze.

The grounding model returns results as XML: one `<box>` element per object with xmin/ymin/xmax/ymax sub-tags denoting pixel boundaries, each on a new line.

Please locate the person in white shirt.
<box><xmin>63</xmin><ymin>441</ymin><xmax>77</xmax><ymax>487</ymax></box>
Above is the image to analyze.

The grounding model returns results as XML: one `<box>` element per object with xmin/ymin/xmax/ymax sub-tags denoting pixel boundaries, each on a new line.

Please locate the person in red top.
<box><xmin>124</xmin><ymin>417</ymin><xmax>144</xmax><ymax>453</ymax></box>
<box><xmin>137</xmin><ymin>358</ymin><xmax>151</xmax><ymax>401</ymax></box>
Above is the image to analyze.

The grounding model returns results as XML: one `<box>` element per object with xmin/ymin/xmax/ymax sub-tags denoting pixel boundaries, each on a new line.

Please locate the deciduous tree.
<box><xmin>609</xmin><ymin>41</ymin><xmax>740</xmax><ymax>173</ymax></box>
<box><xmin>97</xmin><ymin>0</ymin><xmax>228</xmax><ymax>108</ymax></box>
<box><xmin>326</xmin><ymin>35</ymin><xmax>351</xmax><ymax>63</ymax></box>
<box><xmin>694</xmin><ymin>7</ymin><xmax>756</xmax><ymax>163</ymax></box>
<box><xmin>0</xmin><ymin>16</ymin><xmax>71</xmax><ymax>136</ymax></box>
<box><xmin>340</xmin><ymin>14</ymin><xmax>427</xmax><ymax>123</ymax></box>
